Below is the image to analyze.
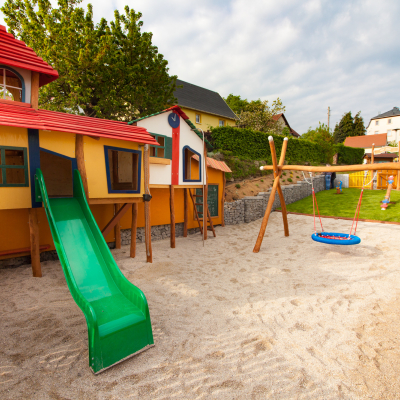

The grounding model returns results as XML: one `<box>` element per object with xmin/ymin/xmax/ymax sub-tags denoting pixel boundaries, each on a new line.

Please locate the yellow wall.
<box><xmin>84</xmin><ymin>137</ymin><xmax>144</xmax><ymax>199</ymax></box>
<box><xmin>39</xmin><ymin>130</ymin><xmax>76</xmax><ymax>158</ymax></box>
<box><xmin>180</xmin><ymin>107</ymin><xmax>236</xmax><ymax>130</ymax></box>
<box><xmin>0</xmin><ymin>126</ymin><xmax>32</xmax><ymax>210</ymax></box>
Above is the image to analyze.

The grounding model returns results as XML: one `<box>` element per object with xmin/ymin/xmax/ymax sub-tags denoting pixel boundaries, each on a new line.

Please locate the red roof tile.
<box><xmin>192</xmin><ymin>154</ymin><xmax>232</xmax><ymax>173</ymax></box>
<box><xmin>0</xmin><ymin>25</ymin><xmax>58</xmax><ymax>87</ymax></box>
<box><xmin>0</xmin><ymin>101</ymin><xmax>158</xmax><ymax>145</ymax></box>
<box><xmin>344</xmin><ymin>134</ymin><xmax>387</xmax><ymax>148</ymax></box>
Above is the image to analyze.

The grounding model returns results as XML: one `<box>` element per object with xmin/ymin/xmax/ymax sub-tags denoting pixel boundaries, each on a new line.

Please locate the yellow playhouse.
<box><xmin>0</xmin><ymin>25</ymin><xmax>231</xmax><ymax>278</ymax></box>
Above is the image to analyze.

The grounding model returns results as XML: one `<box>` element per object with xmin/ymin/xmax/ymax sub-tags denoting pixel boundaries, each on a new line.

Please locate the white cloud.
<box><xmin>0</xmin><ymin>0</ymin><xmax>399</xmax><ymax>133</ymax></box>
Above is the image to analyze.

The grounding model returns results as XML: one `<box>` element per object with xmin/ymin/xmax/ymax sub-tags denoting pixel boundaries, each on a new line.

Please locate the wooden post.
<box><xmin>130</xmin><ymin>203</ymin><xmax>138</xmax><ymax>258</ymax></box>
<box><xmin>170</xmin><ymin>185</ymin><xmax>176</xmax><ymax>248</ymax></box>
<box><xmin>253</xmin><ymin>136</ymin><xmax>288</xmax><ymax>253</ymax></box>
<box><xmin>398</xmin><ymin>141</ymin><xmax>400</xmax><ymax>190</ymax></box>
<box><xmin>371</xmin><ymin>143</ymin><xmax>375</xmax><ymax>190</ymax></box>
<box><xmin>276</xmin><ymin>138</ymin><xmax>289</xmax><ymax>236</ymax></box>
<box><xmin>75</xmin><ymin>135</ymin><xmax>89</xmax><ymax>199</ymax></box>
<box><xmin>183</xmin><ymin>188</ymin><xmax>188</xmax><ymax>237</ymax></box>
<box><xmin>31</xmin><ymin>72</ymin><xmax>40</xmax><ymax>110</ymax></box>
<box><xmin>221</xmin><ymin>173</ymin><xmax>226</xmax><ymax>227</ymax></box>
<box><xmin>114</xmin><ymin>204</ymin><xmax>121</xmax><ymax>249</ymax></box>
<box><xmin>203</xmin><ymin>143</ymin><xmax>208</xmax><ymax>240</ymax></box>
<box><xmin>144</xmin><ymin>145</ymin><xmax>152</xmax><ymax>263</ymax></box>
<box><xmin>29</xmin><ymin>208</ymin><xmax>42</xmax><ymax>277</ymax></box>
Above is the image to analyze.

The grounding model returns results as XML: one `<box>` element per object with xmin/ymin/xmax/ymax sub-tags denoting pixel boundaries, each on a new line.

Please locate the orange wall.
<box><xmin>0</xmin><ymin>167</ymin><xmax>225</xmax><ymax>259</ymax></box>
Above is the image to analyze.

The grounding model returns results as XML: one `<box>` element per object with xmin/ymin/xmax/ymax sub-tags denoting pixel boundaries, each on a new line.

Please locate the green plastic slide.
<box><xmin>35</xmin><ymin>169</ymin><xmax>154</xmax><ymax>374</ymax></box>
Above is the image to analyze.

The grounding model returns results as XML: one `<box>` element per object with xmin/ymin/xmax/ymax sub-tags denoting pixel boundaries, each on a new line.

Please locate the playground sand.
<box><xmin>1</xmin><ymin>213</ymin><xmax>400</xmax><ymax>399</ymax></box>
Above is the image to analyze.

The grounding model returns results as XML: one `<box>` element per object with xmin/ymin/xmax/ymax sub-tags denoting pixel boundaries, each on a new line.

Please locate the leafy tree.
<box><xmin>353</xmin><ymin>111</ymin><xmax>366</xmax><ymax>137</ymax></box>
<box><xmin>223</xmin><ymin>94</ymin><xmax>249</xmax><ymax>115</ymax></box>
<box><xmin>1</xmin><ymin>0</ymin><xmax>177</xmax><ymax>120</ymax></box>
<box><xmin>238</xmin><ymin>98</ymin><xmax>285</xmax><ymax>133</ymax></box>
<box><xmin>333</xmin><ymin>111</ymin><xmax>366</xmax><ymax>143</ymax></box>
<box><xmin>302</xmin><ymin>122</ymin><xmax>334</xmax><ymax>163</ymax></box>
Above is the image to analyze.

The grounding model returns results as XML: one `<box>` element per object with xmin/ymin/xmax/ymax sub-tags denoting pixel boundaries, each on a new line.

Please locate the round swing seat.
<box><xmin>311</xmin><ymin>232</ymin><xmax>361</xmax><ymax>245</ymax></box>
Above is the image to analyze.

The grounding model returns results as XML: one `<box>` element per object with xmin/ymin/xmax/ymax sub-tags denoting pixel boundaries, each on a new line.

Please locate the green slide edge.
<box><xmin>35</xmin><ymin>168</ymin><xmax>154</xmax><ymax>373</ymax></box>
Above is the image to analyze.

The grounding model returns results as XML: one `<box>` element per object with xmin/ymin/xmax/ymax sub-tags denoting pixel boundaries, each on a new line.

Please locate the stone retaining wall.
<box><xmin>225</xmin><ymin>175</ymin><xmax>326</xmax><ymax>225</ymax></box>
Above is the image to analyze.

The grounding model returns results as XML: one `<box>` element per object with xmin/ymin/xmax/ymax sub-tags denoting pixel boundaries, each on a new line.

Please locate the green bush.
<box><xmin>235</xmin><ymin>183</ymin><xmax>241</xmax><ymax>188</ymax></box>
<box><xmin>210</xmin><ymin>126</ymin><xmax>364</xmax><ymax>165</ymax></box>
<box><xmin>287</xmin><ymin>178</ymin><xmax>292</xmax><ymax>182</ymax></box>
<box><xmin>333</xmin><ymin>143</ymin><xmax>364</xmax><ymax>164</ymax></box>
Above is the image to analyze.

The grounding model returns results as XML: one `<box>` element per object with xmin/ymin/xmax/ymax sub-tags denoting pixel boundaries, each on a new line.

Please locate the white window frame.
<box><xmin>195</xmin><ymin>114</ymin><xmax>201</xmax><ymax>124</ymax></box>
<box><xmin>388</xmin><ymin>118</ymin><xmax>392</xmax><ymax>124</ymax></box>
<box><xmin>375</xmin><ymin>120</ymin><xmax>379</xmax><ymax>125</ymax></box>
<box><xmin>219</xmin><ymin>119</ymin><xmax>225</xmax><ymax>127</ymax></box>
<box><xmin>0</xmin><ymin>68</ymin><xmax>23</xmax><ymax>101</ymax></box>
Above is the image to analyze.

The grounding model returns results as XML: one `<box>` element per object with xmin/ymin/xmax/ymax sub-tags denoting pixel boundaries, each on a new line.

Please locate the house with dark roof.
<box><xmin>173</xmin><ymin>79</ymin><xmax>237</xmax><ymax>130</ymax></box>
<box><xmin>366</xmin><ymin>107</ymin><xmax>400</xmax><ymax>143</ymax></box>
<box><xmin>272</xmin><ymin>113</ymin><xmax>300</xmax><ymax>138</ymax></box>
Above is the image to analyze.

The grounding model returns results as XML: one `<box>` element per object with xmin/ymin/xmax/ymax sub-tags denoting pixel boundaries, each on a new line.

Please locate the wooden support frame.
<box><xmin>101</xmin><ymin>203</ymin><xmax>130</xmax><ymax>238</ymax></box>
<box><xmin>130</xmin><ymin>203</ymin><xmax>138</xmax><ymax>258</ymax></box>
<box><xmin>203</xmin><ymin>143</ymin><xmax>208</xmax><ymax>241</ymax></box>
<box><xmin>398</xmin><ymin>141</ymin><xmax>400</xmax><ymax>191</ymax></box>
<box><xmin>170</xmin><ymin>185</ymin><xmax>176</xmax><ymax>248</ymax></box>
<box><xmin>183</xmin><ymin>188</ymin><xmax>188</xmax><ymax>237</ymax></box>
<box><xmin>114</xmin><ymin>204</ymin><xmax>122</xmax><ymax>249</ymax></box>
<box><xmin>370</xmin><ymin>143</ymin><xmax>375</xmax><ymax>190</ymax></box>
<box><xmin>29</xmin><ymin>208</ymin><xmax>42</xmax><ymax>277</ymax></box>
<box><xmin>253</xmin><ymin>137</ymin><xmax>289</xmax><ymax>253</ymax></box>
<box><xmin>75</xmin><ymin>135</ymin><xmax>89</xmax><ymax>199</ymax></box>
<box><xmin>221</xmin><ymin>172</ymin><xmax>226</xmax><ymax>227</ymax></box>
<box><xmin>144</xmin><ymin>144</ymin><xmax>152</xmax><ymax>263</ymax></box>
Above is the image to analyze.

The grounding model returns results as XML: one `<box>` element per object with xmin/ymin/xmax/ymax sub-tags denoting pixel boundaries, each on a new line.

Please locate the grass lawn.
<box><xmin>284</xmin><ymin>188</ymin><xmax>400</xmax><ymax>222</ymax></box>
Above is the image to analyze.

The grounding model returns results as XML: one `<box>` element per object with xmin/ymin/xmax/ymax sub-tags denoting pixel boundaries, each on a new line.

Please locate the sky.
<box><xmin>1</xmin><ymin>0</ymin><xmax>399</xmax><ymax>134</ymax></box>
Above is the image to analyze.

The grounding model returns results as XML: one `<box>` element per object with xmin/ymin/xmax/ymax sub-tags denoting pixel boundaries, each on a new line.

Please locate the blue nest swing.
<box><xmin>311</xmin><ymin>232</ymin><xmax>361</xmax><ymax>245</ymax></box>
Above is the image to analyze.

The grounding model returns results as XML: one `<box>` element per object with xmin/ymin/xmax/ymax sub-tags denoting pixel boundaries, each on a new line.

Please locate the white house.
<box><xmin>366</xmin><ymin>107</ymin><xmax>400</xmax><ymax>142</ymax></box>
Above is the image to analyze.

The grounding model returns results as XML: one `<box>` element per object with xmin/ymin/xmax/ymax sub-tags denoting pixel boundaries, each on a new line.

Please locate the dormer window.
<box><xmin>0</xmin><ymin>67</ymin><xmax>23</xmax><ymax>102</ymax></box>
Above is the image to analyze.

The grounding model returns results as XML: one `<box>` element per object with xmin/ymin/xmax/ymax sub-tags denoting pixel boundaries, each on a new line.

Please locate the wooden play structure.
<box><xmin>0</xmin><ymin>25</ymin><xmax>231</xmax><ymax>373</ymax></box>
<box><xmin>254</xmin><ymin>136</ymin><xmax>400</xmax><ymax>252</ymax></box>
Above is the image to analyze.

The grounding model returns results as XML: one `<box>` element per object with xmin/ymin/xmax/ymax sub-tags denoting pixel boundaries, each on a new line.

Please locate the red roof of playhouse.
<box><xmin>192</xmin><ymin>154</ymin><xmax>232</xmax><ymax>173</ymax></box>
<box><xmin>344</xmin><ymin>133</ymin><xmax>387</xmax><ymax>148</ymax></box>
<box><xmin>0</xmin><ymin>25</ymin><xmax>59</xmax><ymax>87</ymax></box>
<box><xmin>0</xmin><ymin>100</ymin><xmax>159</xmax><ymax>144</ymax></box>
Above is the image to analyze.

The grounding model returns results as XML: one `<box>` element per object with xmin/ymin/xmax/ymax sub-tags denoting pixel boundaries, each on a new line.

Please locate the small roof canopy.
<box><xmin>0</xmin><ymin>25</ymin><xmax>59</xmax><ymax>87</ymax></box>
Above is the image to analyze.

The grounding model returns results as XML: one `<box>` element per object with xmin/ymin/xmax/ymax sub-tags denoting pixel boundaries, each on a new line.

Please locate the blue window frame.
<box><xmin>104</xmin><ymin>145</ymin><xmax>141</xmax><ymax>194</ymax></box>
<box><xmin>182</xmin><ymin>145</ymin><xmax>201</xmax><ymax>183</ymax></box>
<box><xmin>0</xmin><ymin>65</ymin><xmax>25</xmax><ymax>103</ymax></box>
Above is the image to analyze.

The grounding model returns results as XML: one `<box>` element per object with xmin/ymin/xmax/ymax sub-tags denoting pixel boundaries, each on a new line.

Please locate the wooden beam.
<box><xmin>260</xmin><ymin>162</ymin><xmax>400</xmax><ymax>173</ymax></box>
<box><xmin>149</xmin><ymin>157</ymin><xmax>171</xmax><ymax>165</ymax></box>
<box><xmin>254</xmin><ymin>136</ymin><xmax>288</xmax><ymax>253</ymax></box>
<box><xmin>398</xmin><ymin>141</ymin><xmax>400</xmax><ymax>190</ymax></box>
<box><xmin>169</xmin><ymin>185</ymin><xmax>176</xmax><ymax>248</ymax></box>
<box><xmin>203</xmin><ymin>143</ymin><xmax>208</xmax><ymax>241</ymax></box>
<box><xmin>31</xmin><ymin>72</ymin><xmax>39</xmax><ymax>109</ymax></box>
<box><xmin>130</xmin><ymin>203</ymin><xmax>138</xmax><ymax>258</ymax></box>
<box><xmin>221</xmin><ymin>172</ymin><xmax>226</xmax><ymax>227</ymax></box>
<box><xmin>75</xmin><ymin>135</ymin><xmax>89</xmax><ymax>199</ymax></box>
<box><xmin>144</xmin><ymin>145</ymin><xmax>152</xmax><ymax>263</ymax></box>
<box><xmin>276</xmin><ymin>138</ymin><xmax>289</xmax><ymax>237</ymax></box>
<box><xmin>371</xmin><ymin>143</ymin><xmax>375</xmax><ymax>190</ymax></box>
<box><xmin>101</xmin><ymin>203</ymin><xmax>130</xmax><ymax>238</ymax></box>
<box><xmin>183</xmin><ymin>188</ymin><xmax>188</xmax><ymax>237</ymax></box>
<box><xmin>89</xmin><ymin>197</ymin><xmax>142</xmax><ymax>205</ymax></box>
<box><xmin>114</xmin><ymin>204</ymin><xmax>122</xmax><ymax>249</ymax></box>
<box><xmin>29</xmin><ymin>208</ymin><xmax>42</xmax><ymax>277</ymax></box>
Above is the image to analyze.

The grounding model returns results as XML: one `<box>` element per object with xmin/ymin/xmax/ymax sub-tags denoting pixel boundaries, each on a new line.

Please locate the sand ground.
<box><xmin>1</xmin><ymin>213</ymin><xmax>400</xmax><ymax>399</ymax></box>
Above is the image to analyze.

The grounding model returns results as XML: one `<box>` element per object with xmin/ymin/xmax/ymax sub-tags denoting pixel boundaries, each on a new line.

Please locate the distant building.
<box><xmin>366</xmin><ymin>107</ymin><xmax>400</xmax><ymax>142</ymax></box>
<box><xmin>344</xmin><ymin>133</ymin><xmax>387</xmax><ymax>154</ymax></box>
<box><xmin>272</xmin><ymin>113</ymin><xmax>300</xmax><ymax>138</ymax></box>
<box><xmin>173</xmin><ymin>79</ymin><xmax>237</xmax><ymax>131</ymax></box>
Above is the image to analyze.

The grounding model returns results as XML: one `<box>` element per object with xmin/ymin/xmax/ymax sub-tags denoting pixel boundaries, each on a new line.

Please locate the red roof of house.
<box><xmin>344</xmin><ymin>134</ymin><xmax>387</xmax><ymax>148</ymax></box>
<box><xmin>0</xmin><ymin>100</ymin><xmax>158</xmax><ymax>144</ymax></box>
<box><xmin>0</xmin><ymin>25</ymin><xmax>59</xmax><ymax>87</ymax></box>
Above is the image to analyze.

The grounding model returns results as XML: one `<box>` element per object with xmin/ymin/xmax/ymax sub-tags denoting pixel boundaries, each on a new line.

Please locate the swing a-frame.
<box><xmin>253</xmin><ymin>136</ymin><xmax>400</xmax><ymax>253</ymax></box>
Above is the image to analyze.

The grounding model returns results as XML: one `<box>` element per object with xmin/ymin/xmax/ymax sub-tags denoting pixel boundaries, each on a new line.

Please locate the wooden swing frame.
<box><xmin>253</xmin><ymin>136</ymin><xmax>400</xmax><ymax>253</ymax></box>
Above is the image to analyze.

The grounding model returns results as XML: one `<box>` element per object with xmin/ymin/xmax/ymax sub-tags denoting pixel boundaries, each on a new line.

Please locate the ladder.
<box><xmin>189</xmin><ymin>189</ymin><xmax>216</xmax><ymax>237</ymax></box>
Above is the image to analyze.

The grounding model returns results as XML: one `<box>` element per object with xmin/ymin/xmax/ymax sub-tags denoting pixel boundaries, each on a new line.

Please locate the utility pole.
<box><xmin>327</xmin><ymin>107</ymin><xmax>331</xmax><ymax>132</ymax></box>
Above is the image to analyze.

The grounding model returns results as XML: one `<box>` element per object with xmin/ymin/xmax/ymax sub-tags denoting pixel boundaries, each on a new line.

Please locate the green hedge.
<box><xmin>210</xmin><ymin>126</ymin><xmax>326</xmax><ymax>164</ymax></box>
<box><xmin>210</xmin><ymin>126</ymin><xmax>364</xmax><ymax>165</ymax></box>
<box><xmin>333</xmin><ymin>143</ymin><xmax>364</xmax><ymax>165</ymax></box>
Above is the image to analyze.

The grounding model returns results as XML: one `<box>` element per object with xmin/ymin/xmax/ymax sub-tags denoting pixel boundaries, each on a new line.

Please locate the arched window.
<box><xmin>0</xmin><ymin>67</ymin><xmax>24</xmax><ymax>102</ymax></box>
